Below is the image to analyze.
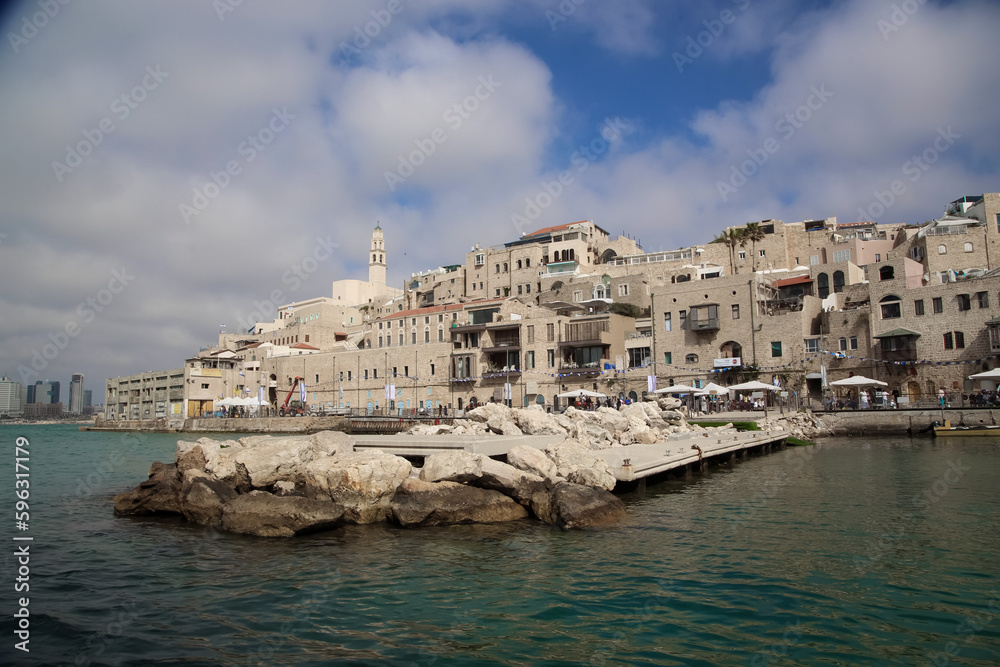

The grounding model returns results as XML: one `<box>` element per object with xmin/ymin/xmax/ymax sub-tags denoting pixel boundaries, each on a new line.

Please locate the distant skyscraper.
<box><xmin>84</xmin><ymin>390</ymin><xmax>92</xmax><ymax>409</ymax></box>
<box><xmin>26</xmin><ymin>383</ymin><xmax>36</xmax><ymax>405</ymax></box>
<box><xmin>34</xmin><ymin>380</ymin><xmax>60</xmax><ymax>405</ymax></box>
<box><xmin>69</xmin><ymin>373</ymin><xmax>85</xmax><ymax>414</ymax></box>
<box><xmin>0</xmin><ymin>377</ymin><xmax>24</xmax><ymax>417</ymax></box>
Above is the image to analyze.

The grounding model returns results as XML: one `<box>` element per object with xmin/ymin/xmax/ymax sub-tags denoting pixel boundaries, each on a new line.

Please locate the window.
<box><xmin>944</xmin><ymin>332</ymin><xmax>954</xmax><ymax>350</ymax></box>
<box><xmin>850</xmin><ymin>336</ymin><xmax>858</xmax><ymax>350</ymax></box>
<box><xmin>475</xmin><ymin>253</ymin><xmax>484</xmax><ymax>266</ymax></box>
<box><xmin>839</xmin><ymin>337</ymin><xmax>847</xmax><ymax>351</ymax></box>
<box><xmin>817</xmin><ymin>273</ymin><xmax>830</xmax><ymax>299</ymax></box>
<box><xmin>495</xmin><ymin>289</ymin><xmax>500</xmax><ymax>297</ymax></box>
<box><xmin>517</xmin><ymin>285</ymin><xmax>523</xmax><ymax>295</ymax></box>
<box><xmin>663</xmin><ymin>352</ymin><xmax>672</xmax><ymax>364</ymax></box>
<box><xmin>314</xmin><ymin>374</ymin><xmax>319</xmax><ymax>383</ymax></box>
<box><xmin>503</xmin><ymin>262</ymin><xmax>508</xmax><ymax>272</ymax></box>
<box><xmin>347</xmin><ymin>371</ymin><xmax>352</xmax><ymax>381</ymax></box>
<box><xmin>527</xmin><ymin>351</ymin><xmax>535</xmax><ymax>369</ymax></box>
<box><xmin>495</xmin><ymin>264</ymin><xmax>500</xmax><ymax>273</ymax></box>
<box><xmin>977</xmin><ymin>291</ymin><xmax>989</xmax><ymax>308</ymax></box>
<box><xmin>805</xmin><ymin>338</ymin><xmax>819</xmax><ymax>353</ymax></box>
<box><xmin>547</xmin><ymin>323</ymin><xmax>555</xmax><ymax>341</ymax></box>
<box><xmin>880</xmin><ymin>295</ymin><xmax>902</xmax><ymax>319</ymax></box>
<box><xmin>201</xmin><ymin>383</ymin><xmax>209</xmax><ymax>389</ymax></box>
<box><xmin>618</xmin><ymin>284</ymin><xmax>630</xmax><ymax>297</ymax></box>
<box><xmin>759</xmin><ymin>249</ymin><xmax>766</xmax><ymax>258</ymax></box>
<box><xmin>399</xmin><ymin>333</ymin><xmax>404</xmax><ymax>346</ymax></box>
<box><xmin>378</xmin><ymin>336</ymin><xmax>383</xmax><ymax>348</ymax></box>
<box><xmin>679</xmin><ymin>310</ymin><xmax>687</xmax><ymax>329</ymax></box>
<box><xmin>914</xmin><ymin>299</ymin><xmax>925</xmax><ymax>316</ymax></box>
<box><xmin>809</xmin><ymin>255</ymin><xmax>819</xmax><ymax>266</ymax></box>
<box><xmin>879</xmin><ymin>265</ymin><xmax>894</xmax><ymax>281</ymax></box>
<box><xmin>424</xmin><ymin>330</ymin><xmax>430</xmax><ymax>343</ymax></box>
<box><xmin>731</xmin><ymin>304</ymin><xmax>740</xmax><ymax>320</ymax></box>
<box><xmin>438</xmin><ymin>329</ymin><xmax>443</xmax><ymax>342</ymax></box>
<box><xmin>339</xmin><ymin>371</ymin><xmax>343</xmax><ymax>381</ymax></box>
<box><xmin>526</xmin><ymin>284</ymin><xmax>531</xmax><ymax>294</ymax></box>
<box><xmin>664</xmin><ymin>312</ymin><xmax>672</xmax><ymax>332</ymax></box>
<box><xmin>955</xmin><ymin>331</ymin><xmax>965</xmax><ymax>348</ymax></box>
<box><xmin>525</xmin><ymin>258</ymin><xmax>531</xmax><ymax>267</ymax></box>
<box><xmin>364</xmin><ymin>370</ymin><xmax>369</xmax><ymax>380</ymax></box>
<box><xmin>517</xmin><ymin>260</ymin><xmax>522</xmax><ymax>269</ymax></box>
<box><xmin>526</xmin><ymin>326</ymin><xmax>534</xmax><ymax>343</ymax></box>
<box><xmin>438</xmin><ymin>314</ymin><xmax>443</xmax><ymax>322</ymax></box>
<box><xmin>771</xmin><ymin>341</ymin><xmax>783</xmax><ymax>357</ymax></box>
<box><xmin>738</xmin><ymin>251</ymin><xmax>746</xmax><ymax>260</ymax></box>
<box><xmin>911</xmin><ymin>246</ymin><xmax>924</xmax><ymax>261</ymax></box>
<box><xmin>832</xmin><ymin>249</ymin><xmax>851</xmax><ymax>263</ymax></box>
<box><xmin>933</xmin><ymin>297</ymin><xmax>943</xmax><ymax>314</ymax></box>
<box><xmin>833</xmin><ymin>271</ymin><xmax>845</xmax><ymax>293</ymax></box>
<box><xmin>875</xmin><ymin>253</ymin><xmax>881</xmax><ymax>262</ymax></box>
<box><xmin>373</xmin><ymin>369</ymin><xmax>378</xmax><ymax>379</ymax></box>
<box><xmin>547</xmin><ymin>349</ymin><xmax>555</xmax><ymax>367</ymax></box>
<box><xmin>685</xmin><ymin>353</ymin><xmax>699</xmax><ymax>364</ymax></box>
<box><xmin>957</xmin><ymin>294</ymin><xmax>971</xmax><ymax>311</ymax></box>
<box><xmin>964</xmin><ymin>242</ymin><xmax>974</xmax><ymax>253</ymax></box>
<box><xmin>392</xmin><ymin>367</ymin><xmax>397</xmax><ymax>378</ymax></box>
<box><xmin>430</xmin><ymin>363</ymin><xmax>435</xmax><ymax>376</ymax></box>
<box><xmin>572</xmin><ymin>290</ymin><xmax>583</xmax><ymax>302</ymax></box>
<box><xmin>938</xmin><ymin>245</ymin><xmax>947</xmax><ymax>255</ymax></box>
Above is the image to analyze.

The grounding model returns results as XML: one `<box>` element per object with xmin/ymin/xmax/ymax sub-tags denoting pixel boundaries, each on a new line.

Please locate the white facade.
<box><xmin>0</xmin><ymin>377</ymin><xmax>25</xmax><ymax>417</ymax></box>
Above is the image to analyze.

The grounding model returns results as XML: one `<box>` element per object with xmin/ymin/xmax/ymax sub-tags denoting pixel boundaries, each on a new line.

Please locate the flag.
<box><xmin>299</xmin><ymin>381</ymin><xmax>306</xmax><ymax>403</ymax></box>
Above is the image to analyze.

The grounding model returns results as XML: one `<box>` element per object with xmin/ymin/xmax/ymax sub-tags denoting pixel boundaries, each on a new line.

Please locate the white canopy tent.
<box><xmin>654</xmin><ymin>384</ymin><xmax>698</xmax><ymax>394</ymax></box>
<box><xmin>727</xmin><ymin>380</ymin><xmax>779</xmax><ymax>392</ymax></box>
<box><xmin>829</xmin><ymin>375</ymin><xmax>888</xmax><ymax>388</ymax></box>
<box><xmin>694</xmin><ymin>382</ymin><xmax>729</xmax><ymax>396</ymax></box>
<box><xmin>556</xmin><ymin>389</ymin><xmax>607</xmax><ymax>399</ymax></box>
<box><xmin>968</xmin><ymin>368</ymin><xmax>1000</xmax><ymax>380</ymax></box>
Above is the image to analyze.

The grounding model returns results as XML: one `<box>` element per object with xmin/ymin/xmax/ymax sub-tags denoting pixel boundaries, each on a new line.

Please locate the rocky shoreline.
<box><xmin>113</xmin><ymin>401</ymin><xmax>822</xmax><ymax>537</ymax></box>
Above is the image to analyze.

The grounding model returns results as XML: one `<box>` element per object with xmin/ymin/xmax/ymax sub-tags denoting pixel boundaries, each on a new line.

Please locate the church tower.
<box><xmin>368</xmin><ymin>224</ymin><xmax>386</xmax><ymax>291</ymax></box>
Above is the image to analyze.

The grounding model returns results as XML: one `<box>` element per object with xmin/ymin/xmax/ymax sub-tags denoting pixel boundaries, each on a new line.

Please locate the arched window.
<box><xmin>372</xmin><ymin>253</ymin><xmax>376</xmax><ymax>262</ymax></box>
<box><xmin>569</xmin><ymin>248</ymin><xmax>575</xmax><ymax>261</ymax></box>
<box><xmin>880</xmin><ymin>295</ymin><xmax>902</xmax><ymax>319</ymax></box>
<box><xmin>817</xmin><ymin>273</ymin><xmax>830</xmax><ymax>298</ymax></box>
<box><xmin>833</xmin><ymin>271</ymin><xmax>845</xmax><ymax>293</ymax></box>
<box><xmin>938</xmin><ymin>245</ymin><xmax>947</xmax><ymax>255</ymax></box>
<box><xmin>879</xmin><ymin>265</ymin><xmax>895</xmax><ymax>281</ymax></box>
<box><xmin>553</xmin><ymin>250</ymin><xmax>560</xmax><ymax>262</ymax></box>
<box><xmin>517</xmin><ymin>260</ymin><xmax>523</xmax><ymax>269</ymax></box>
<box><xmin>685</xmin><ymin>353</ymin><xmax>699</xmax><ymax>364</ymax></box>
<box><xmin>964</xmin><ymin>242</ymin><xmax>974</xmax><ymax>252</ymax></box>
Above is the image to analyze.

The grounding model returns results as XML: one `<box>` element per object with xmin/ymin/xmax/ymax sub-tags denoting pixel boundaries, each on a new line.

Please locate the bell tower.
<box><xmin>369</xmin><ymin>223</ymin><xmax>386</xmax><ymax>291</ymax></box>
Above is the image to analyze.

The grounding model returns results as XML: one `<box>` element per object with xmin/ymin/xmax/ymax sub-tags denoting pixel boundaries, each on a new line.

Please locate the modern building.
<box><xmin>30</xmin><ymin>380</ymin><xmax>60</xmax><ymax>404</ymax></box>
<box><xmin>68</xmin><ymin>373</ymin><xmax>84</xmax><ymax>414</ymax></box>
<box><xmin>0</xmin><ymin>377</ymin><xmax>25</xmax><ymax>417</ymax></box>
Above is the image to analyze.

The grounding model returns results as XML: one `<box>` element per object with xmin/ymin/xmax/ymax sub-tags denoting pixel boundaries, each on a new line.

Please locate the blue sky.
<box><xmin>1</xmin><ymin>0</ymin><xmax>999</xmax><ymax>394</ymax></box>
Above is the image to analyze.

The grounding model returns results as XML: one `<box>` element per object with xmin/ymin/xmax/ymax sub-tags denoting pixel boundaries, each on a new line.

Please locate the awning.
<box><xmin>773</xmin><ymin>275</ymin><xmax>813</xmax><ymax>288</ymax></box>
<box><xmin>805</xmin><ymin>372</ymin><xmax>823</xmax><ymax>379</ymax></box>
<box><xmin>873</xmin><ymin>328</ymin><xmax>921</xmax><ymax>338</ymax></box>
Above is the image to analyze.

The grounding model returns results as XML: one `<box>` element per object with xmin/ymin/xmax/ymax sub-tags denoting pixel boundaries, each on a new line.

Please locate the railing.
<box><xmin>609</xmin><ymin>249</ymin><xmax>692</xmax><ymax>265</ymax></box>
<box><xmin>927</xmin><ymin>226</ymin><xmax>969</xmax><ymax>236</ymax></box>
<box><xmin>689</xmin><ymin>318</ymin><xmax>720</xmax><ymax>331</ymax></box>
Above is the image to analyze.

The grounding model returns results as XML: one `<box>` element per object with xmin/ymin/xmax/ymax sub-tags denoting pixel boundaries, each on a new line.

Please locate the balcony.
<box><xmin>874</xmin><ymin>328</ymin><xmax>920</xmax><ymax>363</ymax></box>
<box><xmin>688</xmin><ymin>317</ymin><xmax>720</xmax><ymax>331</ymax></box>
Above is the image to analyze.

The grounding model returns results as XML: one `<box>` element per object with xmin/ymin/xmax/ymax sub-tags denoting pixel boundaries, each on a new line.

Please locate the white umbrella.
<box><xmin>217</xmin><ymin>397</ymin><xmax>236</xmax><ymax>407</ymax></box>
<box><xmin>969</xmin><ymin>368</ymin><xmax>1000</xmax><ymax>380</ymax></box>
<box><xmin>556</xmin><ymin>389</ymin><xmax>606</xmax><ymax>398</ymax></box>
<box><xmin>727</xmin><ymin>380</ymin><xmax>779</xmax><ymax>392</ymax></box>
<box><xmin>829</xmin><ymin>375</ymin><xmax>887</xmax><ymax>388</ymax></box>
<box><xmin>694</xmin><ymin>382</ymin><xmax>729</xmax><ymax>396</ymax></box>
<box><xmin>654</xmin><ymin>384</ymin><xmax>698</xmax><ymax>394</ymax></box>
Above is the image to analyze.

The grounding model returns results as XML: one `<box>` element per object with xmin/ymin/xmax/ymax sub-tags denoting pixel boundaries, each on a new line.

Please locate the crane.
<box><xmin>279</xmin><ymin>376</ymin><xmax>306</xmax><ymax>417</ymax></box>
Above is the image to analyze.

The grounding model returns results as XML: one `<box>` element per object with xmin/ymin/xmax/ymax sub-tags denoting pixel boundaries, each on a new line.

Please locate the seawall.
<box><xmin>81</xmin><ymin>416</ymin><xmax>348</xmax><ymax>434</ymax></box>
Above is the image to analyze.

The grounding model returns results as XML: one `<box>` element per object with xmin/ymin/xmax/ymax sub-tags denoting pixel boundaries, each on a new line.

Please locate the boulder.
<box><xmin>219</xmin><ymin>491</ymin><xmax>345</xmax><ymax>537</ymax></box>
<box><xmin>113</xmin><ymin>462</ymin><xmax>182</xmax><ymax>516</ymax></box>
<box><xmin>273</xmin><ymin>480</ymin><xmax>300</xmax><ymax>497</ymax></box>
<box><xmin>486</xmin><ymin>414</ymin><xmax>523</xmax><ymax>436</ymax></box>
<box><xmin>661</xmin><ymin>410</ymin><xmax>685</xmax><ymax>424</ymax></box>
<box><xmin>632</xmin><ymin>429</ymin><xmax>659</xmax><ymax>445</ymax></box>
<box><xmin>551</xmin><ymin>482</ymin><xmax>627</xmax><ymax>529</ymax></box>
<box><xmin>544</xmin><ymin>443</ymin><xmax>617</xmax><ymax>491</ymax></box>
<box><xmin>474</xmin><ymin>457</ymin><xmax>545</xmax><ymax>505</ymax></box>
<box><xmin>657</xmin><ymin>397</ymin><xmax>682</xmax><ymax>410</ymax></box>
<box><xmin>304</xmin><ymin>450</ymin><xmax>412</xmax><ymax>523</ymax></box>
<box><xmin>514</xmin><ymin>407</ymin><xmax>567</xmax><ymax>435</ymax></box>
<box><xmin>175</xmin><ymin>438</ymin><xmax>244</xmax><ymax>484</ymax></box>
<box><xmin>506</xmin><ymin>445</ymin><xmax>558</xmax><ymax>480</ymax></box>
<box><xmin>232</xmin><ymin>434</ymin><xmax>347</xmax><ymax>489</ymax></box>
<box><xmin>569</xmin><ymin>421</ymin><xmax>614</xmax><ymax>449</ymax></box>
<box><xmin>178</xmin><ymin>470</ymin><xmax>238</xmax><ymax>526</ymax></box>
<box><xmin>594</xmin><ymin>407</ymin><xmax>629</xmax><ymax>433</ymax></box>
<box><xmin>466</xmin><ymin>402</ymin><xmax>512</xmax><ymax>424</ymax></box>
<box><xmin>419</xmin><ymin>450</ymin><xmax>483</xmax><ymax>483</ymax></box>
<box><xmin>621</xmin><ymin>403</ymin><xmax>650</xmax><ymax>430</ymax></box>
<box><xmin>390</xmin><ymin>479</ymin><xmax>528</xmax><ymax>527</ymax></box>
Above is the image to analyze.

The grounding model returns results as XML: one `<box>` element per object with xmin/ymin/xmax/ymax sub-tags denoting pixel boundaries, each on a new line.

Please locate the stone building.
<box><xmin>105</xmin><ymin>369</ymin><xmax>184</xmax><ymax>420</ymax></box>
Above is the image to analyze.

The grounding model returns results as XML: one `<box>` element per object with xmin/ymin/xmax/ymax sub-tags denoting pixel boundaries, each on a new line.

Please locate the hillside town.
<box><xmin>99</xmin><ymin>192</ymin><xmax>1000</xmax><ymax>421</ymax></box>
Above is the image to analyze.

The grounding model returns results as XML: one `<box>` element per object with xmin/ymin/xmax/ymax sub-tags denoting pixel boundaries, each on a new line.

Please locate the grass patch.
<box><xmin>785</xmin><ymin>437</ymin><xmax>815</xmax><ymax>446</ymax></box>
<box><xmin>689</xmin><ymin>421</ymin><xmax>761</xmax><ymax>431</ymax></box>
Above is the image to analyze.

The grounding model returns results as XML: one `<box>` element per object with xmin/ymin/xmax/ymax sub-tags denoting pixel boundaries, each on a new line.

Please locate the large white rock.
<box><xmin>594</xmin><ymin>407</ymin><xmax>629</xmax><ymax>433</ymax></box>
<box><xmin>466</xmin><ymin>402</ymin><xmax>512</xmax><ymax>424</ymax></box>
<box><xmin>543</xmin><ymin>443</ymin><xmax>617</xmax><ymax>491</ymax></box>
<box><xmin>476</xmin><ymin>457</ymin><xmax>544</xmax><ymax>504</ymax></box>
<box><xmin>506</xmin><ymin>445</ymin><xmax>558</xmax><ymax>480</ymax></box>
<box><xmin>514</xmin><ymin>407</ymin><xmax>568</xmax><ymax>436</ymax></box>
<box><xmin>304</xmin><ymin>450</ymin><xmax>412</xmax><ymax>523</ymax></box>
<box><xmin>176</xmin><ymin>438</ymin><xmax>244</xmax><ymax>484</ymax></box>
<box><xmin>232</xmin><ymin>432</ymin><xmax>354</xmax><ymax>489</ymax></box>
<box><xmin>419</xmin><ymin>450</ymin><xmax>483</xmax><ymax>483</ymax></box>
<box><xmin>486</xmin><ymin>414</ymin><xmax>523</xmax><ymax>436</ymax></box>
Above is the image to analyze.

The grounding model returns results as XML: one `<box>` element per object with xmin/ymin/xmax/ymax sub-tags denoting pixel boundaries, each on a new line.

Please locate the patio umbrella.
<box><xmin>694</xmin><ymin>382</ymin><xmax>729</xmax><ymax>396</ymax></box>
<box><xmin>654</xmin><ymin>384</ymin><xmax>698</xmax><ymax>394</ymax></box>
<box><xmin>968</xmin><ymin>368</ymin><xmax>1000</xmax><ymax>380</ymax></box>
<box><xmin>556</xmin><ymin>389</ymin><xmax>607</xmax><ymax>398</ymax></box>
<box><xmin>727</xmin><ymin>380</ymin><xmax>779</xmax><ymax>392</ymax></box>
<box><xmin>829</xmin><ymin>375</ymin><xmax>887</xmax><ymax>388</ymax></box>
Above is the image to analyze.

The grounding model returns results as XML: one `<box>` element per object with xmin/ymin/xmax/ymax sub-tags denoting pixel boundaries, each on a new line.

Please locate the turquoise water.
<box><xmin>2</xmin><ymin>425</ymin><xmax>1000</xmax><ymax>666</ymax></box>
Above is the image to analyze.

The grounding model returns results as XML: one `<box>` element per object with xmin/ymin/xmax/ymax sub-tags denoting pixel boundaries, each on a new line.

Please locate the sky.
<box><xmin>1</xmin><ymin>0</ymin><xmax>999</xmax><ymax>399</ymax></box>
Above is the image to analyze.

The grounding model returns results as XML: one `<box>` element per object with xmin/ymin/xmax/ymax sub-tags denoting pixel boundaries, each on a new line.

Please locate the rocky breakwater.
<box><xmin>113</xmin><ymin>424</ymin><xmax>628</xmax><ymax>537</ymax></box>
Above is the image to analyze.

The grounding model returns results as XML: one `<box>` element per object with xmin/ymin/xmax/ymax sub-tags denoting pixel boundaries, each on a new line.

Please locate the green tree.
<box><xmin>744</xmin><ymin>222</ymin><xmax>765</xmax><ymax>271</ymax></box>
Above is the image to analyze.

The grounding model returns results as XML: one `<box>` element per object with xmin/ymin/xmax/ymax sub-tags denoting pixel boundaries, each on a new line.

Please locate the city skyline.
<box><xmin>1</xmin><ymin>0</ymin><xmax>999</xmax><ymax>396</ymax></box>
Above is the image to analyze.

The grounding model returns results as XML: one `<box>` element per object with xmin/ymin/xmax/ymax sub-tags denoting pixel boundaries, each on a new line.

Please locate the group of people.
<box><xmin>825</xmin><ymin>388</ymin><xmax>897</xmax><ymax>411</ymax></box>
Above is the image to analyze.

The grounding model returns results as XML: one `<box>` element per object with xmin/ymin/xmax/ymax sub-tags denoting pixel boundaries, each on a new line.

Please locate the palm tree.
<box><xmin>713</xmin><ymin>231</ymin><xmax>738</xmax><ymax>275</ymax></box>
<box><xmin>744</xmin><ymin>222</ymin><xmax>765</xmax><ymax>271</ymax></box>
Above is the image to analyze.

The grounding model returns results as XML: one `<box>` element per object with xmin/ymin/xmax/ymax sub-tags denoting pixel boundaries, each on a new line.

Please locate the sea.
<box><xmin>1</xmin><ymin>424</ymin><xmax>999</xmax><ymax>666</ymax></box>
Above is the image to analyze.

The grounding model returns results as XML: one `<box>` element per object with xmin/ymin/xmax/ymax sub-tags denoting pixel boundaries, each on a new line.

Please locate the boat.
<box><xmin>932</xmin><ymin>419</ymin><xmax>1000</xmax><ymax>437</ymax></box>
